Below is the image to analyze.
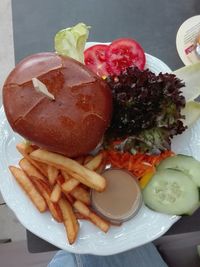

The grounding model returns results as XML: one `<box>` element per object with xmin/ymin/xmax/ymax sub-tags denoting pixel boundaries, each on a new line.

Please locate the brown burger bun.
<box><xmin>3</xmin><ymin>52</ymin><xmax>112</xmax><ymax>157</ymax></box>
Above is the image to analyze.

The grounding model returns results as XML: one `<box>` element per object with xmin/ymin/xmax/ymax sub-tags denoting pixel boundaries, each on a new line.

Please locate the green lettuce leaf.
<box><xmin>104</xmin><ymin>67</ymin><xmax>186</xmax><ymax>154</ymax></box>
<box><xmin>54</xmin><ymin>22</ymin><xmax>90</xmax><ymax>63</ymax></box>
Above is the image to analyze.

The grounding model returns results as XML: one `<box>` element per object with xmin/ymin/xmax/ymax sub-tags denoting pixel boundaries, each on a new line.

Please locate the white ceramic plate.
<box><xmin>1</xmin><ymin>42</ymin><xmax>199</xmax><ymax>255</ymax></box>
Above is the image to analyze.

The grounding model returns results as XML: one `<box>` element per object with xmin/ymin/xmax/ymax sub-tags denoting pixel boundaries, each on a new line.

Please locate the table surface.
<box><xmin>0</xmin><ymin>0</ymin><xmax>14</xmax><ymax>106</ymax></box>
<box><xmin>12</xmin><ymin>0</ymin><xmax>200</xmax><ymax>253</ymax></box>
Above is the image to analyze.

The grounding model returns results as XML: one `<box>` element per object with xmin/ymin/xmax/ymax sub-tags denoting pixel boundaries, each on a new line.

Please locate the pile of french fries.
<box><xmin>9</xmin><ymin>143</ymin><xmax>110</xmax><ymax>244</ymax></box>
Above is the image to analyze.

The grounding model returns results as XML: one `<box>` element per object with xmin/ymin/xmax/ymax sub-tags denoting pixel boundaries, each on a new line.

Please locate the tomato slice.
<box><xmin>84</xmin><ymin>44</ymin><xmax>111</xmax><ymax>77</ymax></box>
<box><xmin>106</xmin><ymin>38</ymin><xmax>146</xmax><ymax>75</ymax></box>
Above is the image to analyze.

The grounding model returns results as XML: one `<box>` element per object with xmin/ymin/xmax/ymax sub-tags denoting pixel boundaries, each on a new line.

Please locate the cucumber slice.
<box><xmin>143</xmin><ymin>169</ymin><xmax>199</xmax><ymax>215</ymax></box>
<box><xmin>158</xmin><ymin>154</ymin><xmax>200</xmax><ymax>187</ymax></box>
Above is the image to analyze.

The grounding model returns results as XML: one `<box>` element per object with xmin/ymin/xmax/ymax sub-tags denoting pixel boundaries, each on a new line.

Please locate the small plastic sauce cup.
<box><xmin>91</xmin><ymin>168</ymin><xmax>142</xmax><ymax>224</ymax></box>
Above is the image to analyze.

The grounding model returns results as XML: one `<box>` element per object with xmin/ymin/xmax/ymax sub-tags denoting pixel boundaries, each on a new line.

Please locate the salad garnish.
<box><xmin>55</xmin><ymin>22</ymin><xmax>90</xmax><ymax>63</ymax></box>
<box><xmin>84</xmin><ymin>38</ymin><xmax>146</xmax><ymax>77</ymax></box>
<box><xmin>104</xmin><ymin>66</ymin><xmax>186</xmax><ymax>154</ymax></box>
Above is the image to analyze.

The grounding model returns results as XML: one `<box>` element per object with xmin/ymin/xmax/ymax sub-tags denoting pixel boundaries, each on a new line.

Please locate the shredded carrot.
<box><xmin>107</xmin><ymin>150</ymin><xmax>175</xmax><ymax>179</ymax></box>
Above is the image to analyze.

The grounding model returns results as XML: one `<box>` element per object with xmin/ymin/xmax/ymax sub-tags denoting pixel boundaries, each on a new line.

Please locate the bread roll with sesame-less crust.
<box><xmin>3</xmin><ymin>52</ymin><xmax>112</xmax><ymax>157</ymax></box>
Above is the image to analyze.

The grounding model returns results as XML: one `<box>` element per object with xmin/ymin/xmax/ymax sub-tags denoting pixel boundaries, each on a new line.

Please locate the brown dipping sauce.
<box><xmin>91</xmin><ymin>168</ymin><xmax>142</xmax><ymax>224</ymax></box>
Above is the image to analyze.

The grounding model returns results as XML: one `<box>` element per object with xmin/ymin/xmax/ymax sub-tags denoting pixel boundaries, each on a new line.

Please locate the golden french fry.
<box><xmin>74</xmin><ymin>211</ymin><xmax>86</xmax><ymax>220</ymax></box>
<box><xmin>84</xmin><ymin>152</ymin><xmax>103</xmax><ymax>171</ymax></box>
<box><xmin>58</xmin><ymin>198</ymin><xmax>79</xmax><ymax>244</ymax></box>
<box><xmin>9</xmin><ymin>166</ymin><xmax>47</xmax><ymax>212</ymax></box>
<box><xmin>95</xmin><ymin>162</ymin><xmax>106</xmax><ymax>174</ymax></box>
<box><xmin>63</xmin><ymin>193</ymin><xmax>75</xmax><ymax>205</ymax></box>
<box><xmin>16</xmin><ymin>142</ymin><xmax>35</xmax><ymax>154</ymax></box>
<box><xmin>61</xmin><ymin>178</ymin><xmax>80</xmax><ymax>193</ymax></box>
<box><xmin>70</xmin><ymin>186</ymin><xmax>90</xmax><ymax>205</ymax></box>
<box><xmin>34</xmin><ymin>161</ymin><xmax>48</xmax><ymax>177</ymax></box>
<box><xmin>83</xmin><ymin>155</ymin><xmax>93</xmax><ymax>165</ymax></box>
<box><xmin>32</xmin><ymin>179</ymin><xmax>63</xmax><ymax>222</ymax></box>
<box><xmin>95</xmin><ymin>152</ymin><xmax>107</xmax><ymax>174</ymax></box>
<box><xmin>77</xmin><ymin>182</ymin><xmax>90</xmax><ymax>191</ymax></box>
<box><xmin>73</xmin><ymin>200</ymin><xmax>90</xmax><ymax>217</ymax></box>
<box><xmin>89</xmin><ymin>213</ymin><xmax>110</xmax><ymax>233</ymax></box>
<box><xmin>30</xmin><ymin>149</ymin><xmax>106</xmax><ymax>191</ymax></box>
<box><xmin>47</xmin><ymin>165</ymin><xmax>59</xmax><ymax>185</ymax></box>
<box><xmin>50</xmin><ymin>183</ymin><xmax>62</xmax><ymax>203</ymax></box>
<box><xmin>60</xmin><ymin>170</ymin><xmax>79</xmax><ymax>194</ymax></box>
<box><xmin>16</xmin><ymin>143</ymin><xmax>48</xmax><ymax>176</ymax></box>
<box><xmin>19</xmin><ymin>158</ymin><xmax>46</xmax><ymax>181</ymax></box>
<box><xmin>73</xmin><ymin>200</ymin><xmax>110</xmax><ymax>233</ymax></box>
<box><xmin>60</xmin><ymin>170</ymin><xmax>70</xmax><ymax>181</ymax></box>
<box><xmin>56</xmin><ymin>175</ymin><xmax>65</xmax><ymax>186</ymax></box>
